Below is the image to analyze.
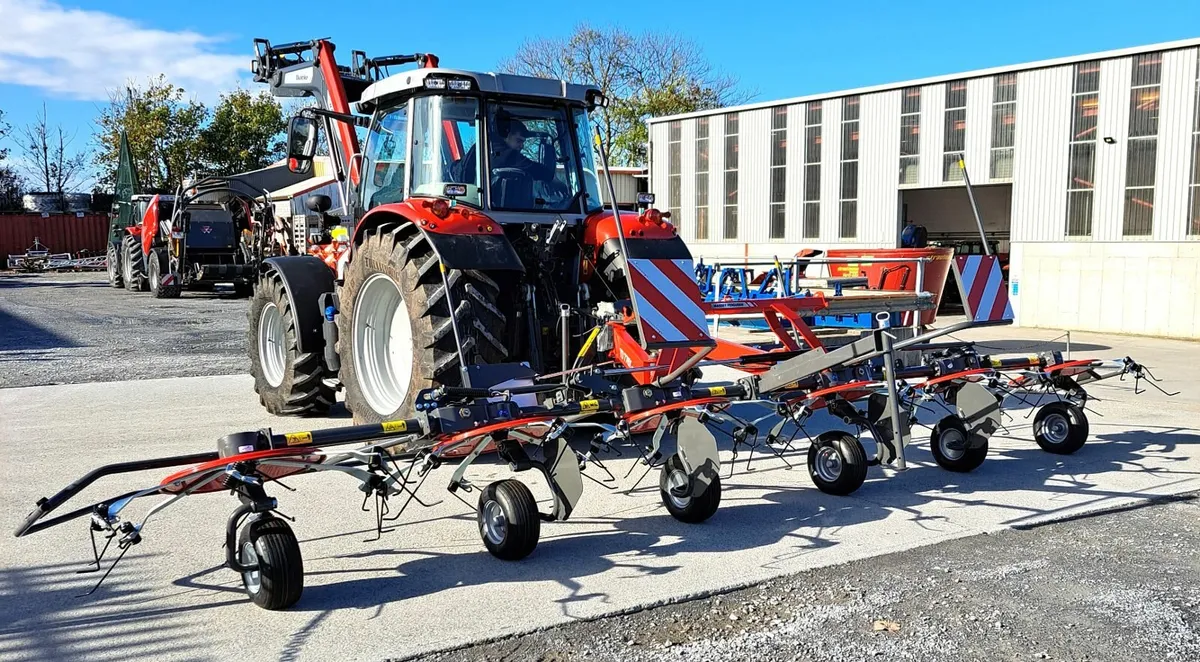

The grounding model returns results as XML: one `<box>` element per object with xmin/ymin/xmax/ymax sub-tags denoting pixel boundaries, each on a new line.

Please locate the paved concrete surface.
<box><xmin>0</xmin><ymin>272</ymin><xmax>247</xmax><ymax>388</ymax></box>
<box><xmin>1</xmin><ymin>325</ymin><xmax>1196</xmax><ymax>661</ymax></box>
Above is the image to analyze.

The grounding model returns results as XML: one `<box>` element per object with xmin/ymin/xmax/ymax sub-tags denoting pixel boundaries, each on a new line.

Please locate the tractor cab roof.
<box><xmin>132</xmin><ymin>194</ymin><xmax>175</xmax><ymax>202</ymax></box>
<box><xmin>356</xmin><ymin>67</ymin><xmax>603</xmax><ymax>113</ymax></box>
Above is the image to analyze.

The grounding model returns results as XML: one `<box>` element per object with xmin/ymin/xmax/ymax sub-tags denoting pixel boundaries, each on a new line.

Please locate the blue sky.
<box><xmin>3</xmin><ymin>0</ymin><xmax>1200</xmax><ymax>164</ymax></box>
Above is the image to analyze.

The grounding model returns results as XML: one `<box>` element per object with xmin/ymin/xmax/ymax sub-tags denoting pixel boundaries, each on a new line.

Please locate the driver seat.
<box><xmin>491</xmin><ymin>170</ymin><xmax>534</xmax><ymax>208</ymax></box>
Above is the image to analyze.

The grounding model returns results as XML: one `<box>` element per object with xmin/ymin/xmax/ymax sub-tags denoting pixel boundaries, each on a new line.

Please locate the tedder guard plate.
<box><xmin>623</xmin><ymin>238</ymin><xmax>716</xmax><ymax>351</ymax></box>
<box><xmin>545</xmin><ymin>434</ymin><xmax>583</xmax><ymax>521</ymax></box>
<box><xmin>676</xmin><ymin>415</ymin><xmax>720</xmax><ymax>496</ymax></box>
<box><xmin>954</xmin><ymin>381</ymin><xmax>1002</xmax><ymax>449</ymax></box>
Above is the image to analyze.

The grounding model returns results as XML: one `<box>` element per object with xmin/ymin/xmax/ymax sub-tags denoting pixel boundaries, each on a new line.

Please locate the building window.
<box><xmin>943</xmin><ymin>80</ymin><xmax>967</xmax><ymax>182</ymax></box>
<box><xmin>991</xmin><ymin>74</ymin><xmax>1016</xmax><ymax>179</ymax></box>
<box><xmin>1066</xmin><ymin>61</ymin><xmax>1100</xmax><ymax>236</ymax></box>
<box><xmin>695</xmin><ymin>117</ymin><xmax>710</xmax><ymax>240</ymax></box>
<box><xmin>1123</xmin><ymin>52</ymin><xmax>1161</xmax><ymax>237</ymax></box>
<box><xmin>803</xmin><ymin>102</ymin><xmax>821</xmax><ymax>238</ymax></box>
<box><xmin>1189</xmin><ymin>51</ymin><xmax>1200</xmax><ymax>236</ymax></box>
<box><xmin>899</xmin><ymin>87</ymin><xmax>920</xmax><ymax>185</ymax></box>
<box><xmin>724</xmin><ymin>113</ymin><xmax>739</xmax><ymax>239</ymax></box>
<box><xmin>667</xmin><ymin>120</ymin><xmax>681</xmax><ymax>229</ymax></box>
<box><xmin>839</xmin><ymin>96</ymin><xmax>859</xmax><ymax>239</ymax></box>
<box><xmin>769</xmin><ymin>106</ymin><xmax>788</xmax><ymax>239</ymax></box>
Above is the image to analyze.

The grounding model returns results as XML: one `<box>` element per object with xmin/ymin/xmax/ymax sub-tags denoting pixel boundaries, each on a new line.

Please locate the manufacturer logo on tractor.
<box><xmin>201</xmin><ymin>225</ymin><xmax>212</xmax><ymax>234</ymax></box>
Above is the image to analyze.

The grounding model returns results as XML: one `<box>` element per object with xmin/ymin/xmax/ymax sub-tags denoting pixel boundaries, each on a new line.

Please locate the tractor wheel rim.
<box><xmin>240</xmin><ymin>542</ymin><xmax>261</xmax><ymax>594</ymax></box>
<box><xmin>814</xmin><ymin>446</ymin><xmax>843</xmax><ymax>482</ymax></box>
<box><xmin>353</xmin><ymin>273</ymin><xmax>414</xmax><ymax>416</ymax></box>
<box><xmin>259</xmin><ymin>302</ymin><xmax>286</xmax><ymax>388</ymax></box>
<box><xmin>939</xmin><ymin>428</ymin><xmax>967</xmax><ymax>461</ymax></box>
<box><xmin>666</xmin><ymin>469</ymin><xmax>691</xmax><ymax>509</ymax></box>
<box><xmin>480</xmin><ymin>499</ymin><xmax>507</xmax><ymax>545</ymax></box>
<box><xmin>1043</xmin><ymin>412</ymin><xmax>1070</xmax><ymax>445</ymax></box>
<box><xmin>122</xmin><ymin>247</ymin><xmax>132</xmax><ymax>282</ymax></box>
<box><xmin>107</xmin><ymin>248</ymin><xmax>117</xmax><ymax>281</ymax></box>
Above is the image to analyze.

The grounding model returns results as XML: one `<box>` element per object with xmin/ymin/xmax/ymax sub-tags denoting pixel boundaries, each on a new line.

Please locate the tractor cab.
<box><xmin>287</xmin><ymin>67</ymin><xmax>608</xmax><ymax>225</ymax></box>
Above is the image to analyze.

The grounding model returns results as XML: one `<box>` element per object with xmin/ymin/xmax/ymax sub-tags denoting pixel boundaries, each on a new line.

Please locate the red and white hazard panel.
<box><xmin>626</xmin><ymin>256</ymin><xmax>716</xmax><ymax>350</ymax></box>
<box><xmin>951</xmin><ymin>255</ymin><xmax>1013</xmax><ymax>322</ymax></box>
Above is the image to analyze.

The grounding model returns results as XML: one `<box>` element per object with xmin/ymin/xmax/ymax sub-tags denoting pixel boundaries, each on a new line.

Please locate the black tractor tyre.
<box><xmin>659</xmin><ymin>453</ymin><xmax>722</xmax><ymax>523</ymax></box>
<box><xmin>1033</xmin><ymin>401</ymin><xmax>1089</xmax><ymax>455</ymax></box>
<box><xmin>237</xmin><ymin>515</ymin><xmax>304</xmax><ymax>610</ymax></box>
<box><xmin>106</xmin><ymin>242</ymin><xmax>124</xmax><ymax>288</ymax></box>
<box><xmin>807</xmin><ymin>431</ymin><xmax>870</xmax><ymax>496</ymax></box>
<box><xmin>337</xmin><ymin>223</ymin><xmax>508</xmax><ymax>424</ymax></box>
<box><xmin>477</xmin><ymin>479</ymin><xmax>540</xmax><ymax>561</ymax></box>
<box><xmin>122</xmin><ymin>235</ymin><xmax>147</xmax><ymax>292</ymax></box>
<box><xmin>249</xmin><ymin>272</ymin><xmax>335</xmax><ymax>416</ymax></box>
<box><xmin>929</xmin><ymin>415</ymin><xmax>988</xmax><ymax>473</ymax></box>
<box><xmin>148</xmin><ymin>248</ymin><xmax>181</xmax><ymax>299</ymax></box>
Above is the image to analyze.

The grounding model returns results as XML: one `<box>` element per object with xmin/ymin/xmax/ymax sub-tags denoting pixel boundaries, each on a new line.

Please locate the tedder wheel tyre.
<box><xmin>659</xmin><ymin>453</ymin><xmax>722</xmax><ymax>523</ymax></box>
<box><xmin>106</xmin><ymin>242</ymin><xmax>123</xmax><ymax>288</ymax></box>
<box><xmin>249</xmin><ymin>272</ymin><xmax>335</xmax><ymax>416</ymax></box>
<box><xmin>808</xmin><ymin>431</ymin><xmax>869</xmax><ymax>496</ymax></box>
<box><xmin>477</xmin><ymin>479</ymin><xmax>540</xmax><ymax>561</ymax></box>
<box><xmin>122</xmin><ymin>235</ymin><xmax>147</xmax><ymax>292</ymax></box>
<box><xmin>1033</xmin><ymin>401</ymin><xmax>1089</xmax><ymax>455</ymax></box>
<box><xmin>237</xmin><ymin>516</ymin><xmax>303</xmax><ymax>610</ymax></box>
<box><xmin>929</xmin><ymin>415</ymin><xmax>988</xmax><ymax>473</ymax></box>
<box><xmin>338</xmin><ymin>222</ymin><xmax>508</xmax><ymax>424</ymax></box>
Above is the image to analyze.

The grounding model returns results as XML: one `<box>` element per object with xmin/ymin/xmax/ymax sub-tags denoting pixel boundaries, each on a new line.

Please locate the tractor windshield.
<box><xmin>485</xmin><ymin>102</ymin><xmax>584</xmax><ymax>213</ymax></box>
<box><xmin>411</xmin><ymin>95</ymin><xmax>482</xmax><ymax>206</ymax></box>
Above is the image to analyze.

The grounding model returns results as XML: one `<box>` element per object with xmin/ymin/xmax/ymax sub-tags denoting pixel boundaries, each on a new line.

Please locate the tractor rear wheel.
<box><xmin>148</xmin><ymin>248</ymin><xmax>181</xmax><ymax>299</ymax></box>
<box><xmin>337</xmin><ymin>223</ymin><xmax>508</xmax><ymax>424</ymax></box>
<box><xmin>106</xmin><ymin>242</ymin><xmax>123</xmax><ymax>288</ymax></box>
<box><xmin>249</xmin><ymin>272</ymin><xmax>335</xmax><ymax>416</ymax></box>
<box><xmin>122</xmin><ymin>235</ymin><xmax>147</xmax><ymax>292</ymax></box>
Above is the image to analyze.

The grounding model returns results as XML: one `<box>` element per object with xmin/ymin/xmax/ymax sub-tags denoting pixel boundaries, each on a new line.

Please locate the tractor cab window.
<box><xmin>572</xmin><ymin>107</ymin><xmax>603</xmax><ymax>213</ymax></box>
<box><xmin>411</xmin><ymin>95</ymin><xmax>482</xmax><ymax>206</ymax></box>
<box><xmin>486</xmin><ymin>103</ymin><xmax>582</xmax><ymax>212</ymax></box>
<box><xmin>362</xmin><ymin>104</ymin><xmax>409</xmax><ymax>210</ymax></box>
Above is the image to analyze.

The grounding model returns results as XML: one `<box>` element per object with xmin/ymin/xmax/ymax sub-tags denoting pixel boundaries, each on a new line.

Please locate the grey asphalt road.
<box><xmin>0</xmin><ymin>272</ymin><xmax>248</xmax><ymax>388</ymax></box>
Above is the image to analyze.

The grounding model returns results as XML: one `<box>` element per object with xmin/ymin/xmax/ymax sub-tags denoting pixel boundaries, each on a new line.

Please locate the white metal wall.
<box><xmin>738</xmin><ymin>108</ymin><xmax>771</xmax><ymax>245</ymax></box>
<box><xmin>965</xmin><ymin>77</ymin><xmax>992</xmax><ymax>182</ymax></box>
<box><xmin>705</xmin><ymin>114</ymin><xmax>726</xmax><ymax>242</ymax></box>
<box><xmin>918</xmin><ymin>84</ymin><xmax>946</xmax><ymax>188</ymax></box>
<box><xmin>784</xmin><ymin>103</ymin><xmax>805</xmax><ymax>242</ymax></box>
<box><xmin>649</xmin><ymin>122</ymin><xmax>668</xmax><ymax>210</ymax></box>
<box><xmin>859</xmin><ymin>90</ymin><xmax>901</xmax><ymax>245</ymax></box>
<box><xmin>1093</xmin><ymin>57</ymin><xmax>1132</xmax><ymax>242</ymax></box>
<box><xmin>1009</xmin><ymin>65</ymin><xmax>1073</xmax><ymax>242</ymax></box>
<box><xmin>1156</xmin><ymin>48</ymin><xmax>1198</xmax><ymax>242</ymax></box>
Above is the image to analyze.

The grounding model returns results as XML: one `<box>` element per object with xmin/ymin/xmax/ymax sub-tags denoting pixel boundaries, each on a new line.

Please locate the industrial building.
<box><xmin>648</xmin><ymin>38</ymin><xmax>1200</xmax><ymax>339</ymax></box>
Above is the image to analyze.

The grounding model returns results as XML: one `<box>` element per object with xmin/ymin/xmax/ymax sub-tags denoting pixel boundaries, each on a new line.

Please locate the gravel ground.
<box><xmin>429</xmin><ymin>495</ymin><xmax>1200</xmax><ymax>662</ymax></box>
<box><xmin>0</xmin><ymin>271</ymin><xmax>249</xmax><ymax>387</ymax></box>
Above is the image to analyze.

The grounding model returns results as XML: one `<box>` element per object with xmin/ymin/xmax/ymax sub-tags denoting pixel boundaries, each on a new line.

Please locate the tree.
<box><xmin>93</xmin><ymin>75</ymin><xmax>208</xmax><ymax>192</ymax></box>
<box><xmin>17</xmin><ymin>103</ymin><xmax>89</xmax><ymax>209</ymax></box>
<box><xmin>199</xmin><ymin>89</ymin><xmax>287</xmax><ymax>175</ymax></box>
<box><xmin>500</xmin><ymin>24</ymin><xmax>747</xmax><ymax>166</ymax></box>
<box><xmin>0</xmin><ymin>109</ymin><xmax>24</xmax><ymax>210</ymax></box>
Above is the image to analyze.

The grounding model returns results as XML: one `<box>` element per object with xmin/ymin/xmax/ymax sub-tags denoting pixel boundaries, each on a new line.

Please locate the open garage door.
<box><xmin>900</xmin><ymin>184</ymin><xmax>1012</xmax><ymax>312</ymax></box>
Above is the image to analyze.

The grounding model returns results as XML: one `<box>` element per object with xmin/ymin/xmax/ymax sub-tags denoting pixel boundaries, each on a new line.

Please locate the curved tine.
<box><xmin>262</xmin><ymin>458</ymin><xmax>380</xmax><ymax>486</ymax></box>
<box><xmin>570</xmin><ymin>421</ymin><xmax>618</xmax><ymax>433</ymax></box>
<box><xmin>132</xmin><ymin>467</ymin><xmax>228</xmax><ymax>531</ymax></box>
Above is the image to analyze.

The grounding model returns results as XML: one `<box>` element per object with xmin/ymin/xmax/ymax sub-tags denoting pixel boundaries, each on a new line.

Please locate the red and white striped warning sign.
<box><xmin>627</xmin><ymin>257</ymin><xmax>715</xmax><ymax>349</ymax></box>
<box><xmin>951</xmin><ymin>255</ymin><xmax>1013</xmax><ymax>322</ymax></box>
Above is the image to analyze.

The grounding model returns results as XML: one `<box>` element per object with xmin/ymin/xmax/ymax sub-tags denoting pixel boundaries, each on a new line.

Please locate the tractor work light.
<box><xmin>443</xmin><ymin>183</ymin><xmax>468</xmax><ymax>197</ymax></box>
<box><xmin>637</xmin><ymin>192</ymin><xmax>656</xmax><ymax>206</ymax></box>
<box><xmin>447</xmin><ymin>79</ymin><xmax>472</xmax><ymax>91</ymax></box>
<box><xmin>424</xmin><ymin>77</ymin><xmax>447</xmax><ymax>89</ymax></box>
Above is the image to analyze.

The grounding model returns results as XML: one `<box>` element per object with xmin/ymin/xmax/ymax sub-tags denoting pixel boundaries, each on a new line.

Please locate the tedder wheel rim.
<box><xmin>480</xmin><ymin>499</ymin><xmax>508</xmax><ymax>546</ymax></box>
<box><xmin>259</xmin><ymin>302</ymin><xmax>286</xmax><ymax>388</ymax></box>
<box><xmin>240</xmin><ymin>542</ymin><xmax>261</xmax><ymax>595</ymax></box>
<box><xmin>938</xmin><ymin>427</ymin><xmax>967</xmax><ymax>461</ymax></box>
<box><xmin>666</xmin><ymin>468</ymin><xmax>692</xmax><ymax>509</ymax></box>
<box><xmin>1042</xmin><ymin>412</ymin><xmax>1070</xmax><ymax>445</ymax></box>
<box><xmin>353</xmin><ymin>273</ymin><xmax>414</xmax><ymax>416</ymax></box>
<box><xmin>814</xmin><ymin>445</ymin><xmax>843</xmax><ymax>483</ymax></box>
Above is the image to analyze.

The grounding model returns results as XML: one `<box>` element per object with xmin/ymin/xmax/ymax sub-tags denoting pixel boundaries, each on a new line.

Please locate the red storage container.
<box><xmin>824</xmin><ymin>247</ymin><xmax>955</xmax><ymax>325</ymax></box>
<box><xmin>0</xmin><ymin>213</ymin><xmax>109</xmax><ymax>261</ymax></box>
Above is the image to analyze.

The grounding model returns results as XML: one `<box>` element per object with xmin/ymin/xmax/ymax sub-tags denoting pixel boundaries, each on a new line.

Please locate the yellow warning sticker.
<box><xmin>709</xmin><ymin>386</ymin><xmax>727</xmax><ymax>396</ymax></box>
<box><xmin>382</xmin><ymin>420</ymin><xmax>408</xmax><ymax>433</ymax></box>
<box><xmin>284</xmin><ymin>431</ymin><xmax>313</xmax><ymax>446</ymax></box>
<box><xmin>579</xmin><ymin>399</ymin><xmax>600</xmax><ymax>412</ymax></box>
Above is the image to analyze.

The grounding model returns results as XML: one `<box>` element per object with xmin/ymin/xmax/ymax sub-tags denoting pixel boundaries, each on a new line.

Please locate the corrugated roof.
<box><xmin>648</xmin><ymin>36</ymin><xmax>1200</xmax><ymax>125</ymax></box>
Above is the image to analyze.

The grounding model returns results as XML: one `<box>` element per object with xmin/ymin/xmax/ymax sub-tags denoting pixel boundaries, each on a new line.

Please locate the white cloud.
<box><xmin>0</xmin><ymin>0</ymin><xmax>248</xmax><ymax>101</ymax></box>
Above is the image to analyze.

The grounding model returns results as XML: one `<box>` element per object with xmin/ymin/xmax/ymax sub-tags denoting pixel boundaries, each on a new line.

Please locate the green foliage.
<box><xmin>0</xmin><ymin>108</ymin><xmax>23</xmax><ymax>210</ymax></box>
<box><xmin>199</xmin><ymin>89</ymin><xmax>286</xmax><ymax>175</ymax></box>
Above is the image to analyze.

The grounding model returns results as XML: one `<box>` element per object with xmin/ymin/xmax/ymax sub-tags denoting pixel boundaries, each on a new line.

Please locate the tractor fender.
<box><xmin>259</xmin><ymin>256</ymin><xmax>337</xmax><ymax>355</ymax></box>
<box><xmin>353</xmin><ymin>204</ymin><xmax>524</xmax><ymax>272</ymax></box>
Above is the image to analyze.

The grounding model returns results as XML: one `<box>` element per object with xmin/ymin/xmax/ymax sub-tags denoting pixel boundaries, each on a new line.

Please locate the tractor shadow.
<box><xmin>0</xmin><ymin>308</ymin><xmax>79</xmax><ymax>351</ymax></box>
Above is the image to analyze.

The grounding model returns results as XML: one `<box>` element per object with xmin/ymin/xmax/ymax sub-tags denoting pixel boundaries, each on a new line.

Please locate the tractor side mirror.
<box><xmin>287</xmin><ymin>116</ymin><xmax>317</xmax><ymax>174</ymax></box>
<box><xmin>304</xmin><ymin>194</ymin><xmax>332</xmax><ymax>214</ymax></box>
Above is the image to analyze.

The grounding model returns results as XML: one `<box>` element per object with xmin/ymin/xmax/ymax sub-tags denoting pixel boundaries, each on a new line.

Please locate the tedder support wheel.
<box><xmin>808</xmin><ymin>431</ymin><xmax>869</xmax><ymax>496</ymax></box>
<box><xmin>249</xmin><ymin>272</ymin><xmax>335</xmax><ymax>416</ymax></box>
<box><xmin>106</xmin><ymin>242</ymin><xmax>124</xmax><ymax>288</ymax></box>
<box><xmin>237</xmin><ymin>515</ymin><xmax>303</xmax><ymax>610</ymax></box>
<box><xmin>929</xmin><ymin>415</ymin><xmax>988</xmax><ymax>473</ymax></box>
<box><xmin>659</xmin><ymin>453</ymin><xmax>722</xmax><ymax>523</ymax></box>
<box><xmin>148</xmin><ymin>248</ymin><xmax>181</xmax><ymax>299</ymax></box>
<box><xmin>337</xmin><ymin>222</ymin><xmax>508</xmax><ymax>424</ymax></box>
<box><xmin>1033</xmin><ymin>401</ymin><xmax>1089</xmax><ymax>455</ymax></box>
<box><xmin>477</xmin><ymin>479</ymin><xmax>540</xmax><ymax>561</ymax></box>
<box><xmin>122</xmin><ymin>235</ymin><xmax>147</xmax><ymax>292</ymax></box>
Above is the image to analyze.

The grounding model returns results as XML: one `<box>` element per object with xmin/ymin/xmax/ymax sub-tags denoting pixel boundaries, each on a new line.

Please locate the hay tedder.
<box><xmin>13</xmin><ymin>38</ymin><xmax>1177</xmax><ymax>611</ymax></box>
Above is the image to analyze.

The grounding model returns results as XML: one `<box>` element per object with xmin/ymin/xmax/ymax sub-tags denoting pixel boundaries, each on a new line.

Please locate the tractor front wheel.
<box><xmin>122</xmin><ymin>235</ymin><xmax>147</xmax><ymax>292</ymax></box>
<box><xmin>249</xmin><ymin>272</ymin><xmax>335</xmax><ymax>416</ymax></box>
<box><xmin>106</xmin><ymin>242</ymin><xmax>123</xmax><ymax>288</ymax></box>
<box><xmin>337</xmin><ymin>223</ymin><xmax>508</xmax><ymax>424</ymax></box>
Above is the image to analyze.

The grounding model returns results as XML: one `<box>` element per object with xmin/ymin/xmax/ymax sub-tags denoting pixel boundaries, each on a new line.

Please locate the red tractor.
<box><xmin>248</xmin><ymin>38</ymin><xmax>695</xmax><ymax>421</ymax></box>
<box><xmin>110</xmin><ymin>178</ymin><xmax>270</xmax><ymax>298</ymax></box>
